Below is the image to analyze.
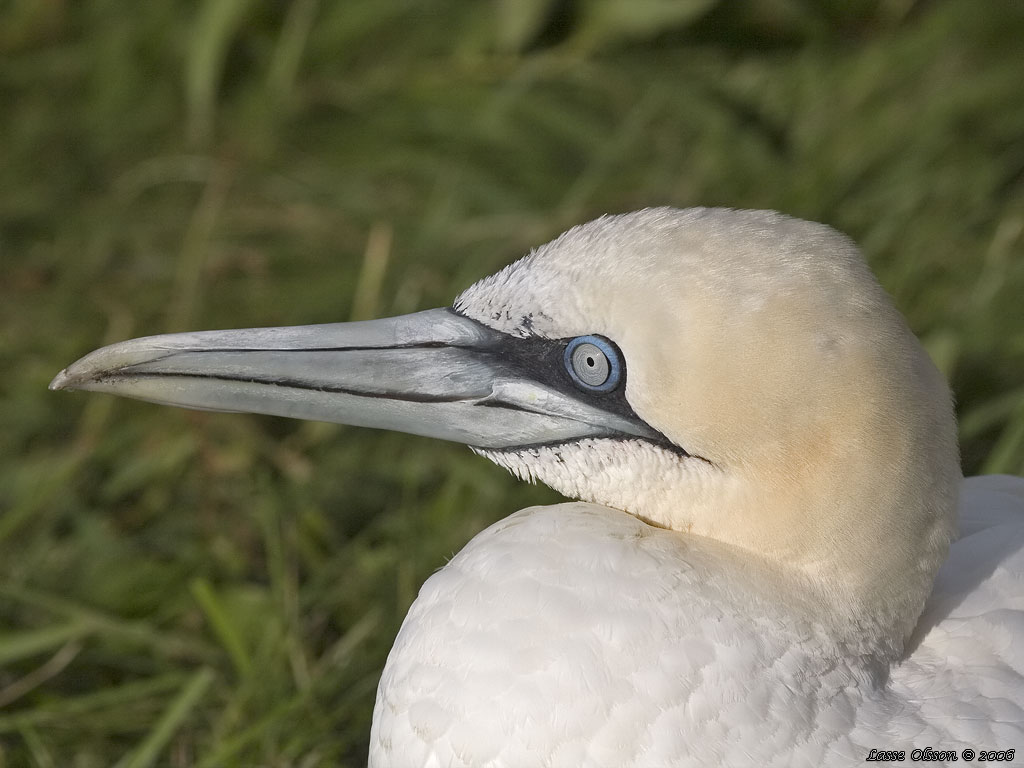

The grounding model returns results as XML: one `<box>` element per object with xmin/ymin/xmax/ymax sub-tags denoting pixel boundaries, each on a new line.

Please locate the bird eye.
<box><xmin>564</xmin><ymin>335</ymin><xmax>622</xmax><ymax>393</ymax></box>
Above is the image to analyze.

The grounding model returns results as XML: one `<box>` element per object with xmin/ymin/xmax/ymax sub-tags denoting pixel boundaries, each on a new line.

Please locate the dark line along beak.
<box><xmin>50</xmin><ymin>308</ymin><xmax>664</xmax><ymax>450</ymax></box>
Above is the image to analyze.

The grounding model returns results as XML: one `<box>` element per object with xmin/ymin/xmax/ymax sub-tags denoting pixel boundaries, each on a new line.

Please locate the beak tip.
<box><xmin>50</xmin><ymin>343</ymin><xmax>130</xmax><ymax>392</ymax></box>
<box><xmin>49</xmin><ymin>369</ymin><xmax>73</xmax><ymax>391</ymax></box>
<box><xmin>50</xmin><ymin>365</ymin><xmax>93</xmax><ymax>392</ymax></box>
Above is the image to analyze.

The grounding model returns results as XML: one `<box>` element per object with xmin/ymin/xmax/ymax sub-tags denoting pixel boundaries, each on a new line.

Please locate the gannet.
<box><xmin>51</xmin><ymin>208</ymin><xmax>1024</xmax><ymax>766</ymax></box>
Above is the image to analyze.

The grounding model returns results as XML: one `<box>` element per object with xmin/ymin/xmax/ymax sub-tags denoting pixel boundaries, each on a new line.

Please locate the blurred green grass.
<box><xmin>1</xmin><ymin>0</ymin><xmax>1023</xmax><ymax>765</ymax></box>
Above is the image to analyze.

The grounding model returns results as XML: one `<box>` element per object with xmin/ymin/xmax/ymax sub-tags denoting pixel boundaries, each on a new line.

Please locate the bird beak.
<box><xmin>50</xmin><ymin>308</ymin><xmax>662</xmax><ymax>450</ymax></box>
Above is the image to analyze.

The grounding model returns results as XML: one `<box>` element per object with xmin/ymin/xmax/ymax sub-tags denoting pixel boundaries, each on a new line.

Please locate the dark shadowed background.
<box><xmin>2</xmin><ymin>0</ymin><xmax>1023</xmax><ymax>765</ymax></box>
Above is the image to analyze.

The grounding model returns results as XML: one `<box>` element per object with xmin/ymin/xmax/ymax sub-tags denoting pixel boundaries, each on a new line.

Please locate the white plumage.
<box><xmin>369</xmin><ymin>209</ymin><xmax>1024</xmax><ymax>765</ymax></box>
<box><xmin>372</xmin><ymin>479</ymin><xmax>1024</xmax><ymax>766</ymax></box>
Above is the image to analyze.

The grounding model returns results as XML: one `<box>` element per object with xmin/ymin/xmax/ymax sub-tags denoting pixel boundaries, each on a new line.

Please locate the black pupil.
<box><xmin>586</xmin><ymin>356</ymin><xmax>595</xmax><ymax>367</ymax></box>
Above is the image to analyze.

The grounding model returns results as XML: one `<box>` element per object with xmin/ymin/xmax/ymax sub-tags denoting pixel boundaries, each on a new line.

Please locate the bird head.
<box><xmin>52</xmin><ymin>207</ymin><xmax>960</xmax><ymax>657</ymax></box>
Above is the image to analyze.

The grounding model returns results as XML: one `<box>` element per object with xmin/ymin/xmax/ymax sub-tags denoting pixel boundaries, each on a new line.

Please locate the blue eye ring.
<box><xmin>563</xmin><ymin>335</ymin><xmax>622</xmax><ymax>393</ymax></box>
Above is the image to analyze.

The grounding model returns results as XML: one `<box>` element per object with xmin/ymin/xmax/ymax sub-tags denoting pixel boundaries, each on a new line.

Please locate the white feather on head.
<box><xmin>456</xmin><ymin>207</ymin><xmax>961</xmax><ymax>658</ymax></box>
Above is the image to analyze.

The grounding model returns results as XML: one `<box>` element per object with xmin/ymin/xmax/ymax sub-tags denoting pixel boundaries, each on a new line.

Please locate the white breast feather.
<box><xmin>370</xmin><ymin>480</ymin><xmax>1024</xmax><ymax>766</ymax></box>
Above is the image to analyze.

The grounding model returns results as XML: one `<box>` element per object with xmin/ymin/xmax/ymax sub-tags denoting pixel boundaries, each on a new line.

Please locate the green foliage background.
<box><xmin>2</xmin><ymin>0</ymin><xmax>1023</xmax><ymax>765</ymax></box>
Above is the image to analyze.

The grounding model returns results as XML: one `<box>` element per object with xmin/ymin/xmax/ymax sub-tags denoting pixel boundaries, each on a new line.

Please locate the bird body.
<box><xmin>372</xmin><ymin>477</ymin><xmax>1024</xmax><ymax>766</ymax></box>
<box><xmin>51</xmin><ymin>208</ymin><xmax>1024</xmax><ymax>766</ymax></box>
<box><xmin>373</xmin><ymin>501</ymin><xmax>866</xmax><ymax>767</ymax></box>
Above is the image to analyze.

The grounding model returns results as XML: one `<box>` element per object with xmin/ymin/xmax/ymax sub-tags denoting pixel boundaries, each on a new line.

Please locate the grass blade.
<box><xmin>189</xmin><ymin>578</ymin><xmax>252</xmax><ymax>678</ymax></box>
<box><xmin>113</xmin><ymin>667</ymin><xmax>216</xmax><ymax>768</ymax></box>
<box><xmin>0</xmin><ymin>622</ymin><xmax>92</xmax><ymax>666</ymax></box>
